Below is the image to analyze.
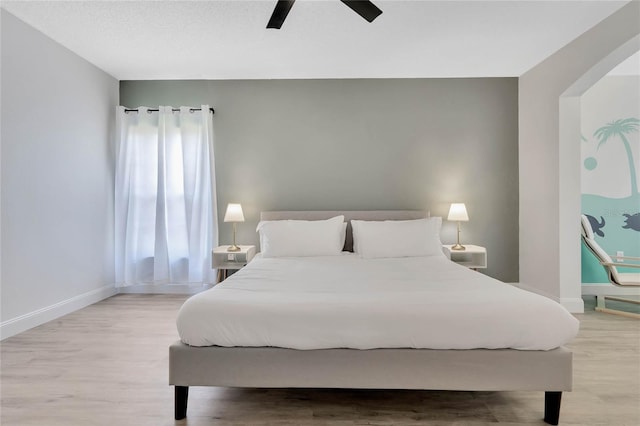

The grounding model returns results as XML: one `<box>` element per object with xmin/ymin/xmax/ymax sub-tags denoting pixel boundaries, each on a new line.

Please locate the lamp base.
<box><xmin>451</xmin><ymin>243</ymin><xmax>466</xmax><ymax>251</ymax></box>
<box><xmin>228</xmin><ymin>222</ymin><xmax>241</xmax><ymax>252</ymax></box>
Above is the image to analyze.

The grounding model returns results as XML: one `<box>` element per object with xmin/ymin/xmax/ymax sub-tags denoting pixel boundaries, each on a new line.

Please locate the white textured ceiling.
<box><xmin>1</xmin><ymin>0</ymin><xmax>633</xmax><ymax>80</ymax></box>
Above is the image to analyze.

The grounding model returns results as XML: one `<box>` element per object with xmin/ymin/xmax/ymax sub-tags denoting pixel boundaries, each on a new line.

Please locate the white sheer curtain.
<box><xmin>115</xmin><ymin>106</ymin><xmax>217</xmax><ymax>286</ymax></box>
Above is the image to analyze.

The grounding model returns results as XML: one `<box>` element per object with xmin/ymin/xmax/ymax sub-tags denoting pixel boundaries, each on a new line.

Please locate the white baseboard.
<box><xmin>117</xmin><ymin>283</ymin><xmax>212</xmax><ymax>295</ymax></box>
<box><xmin>581</xmin><ymin>283</ymin><xmax>640</xmax><ymax>296</ymax></box>
<box><xmin>509</xmin><ymin>282</ymin><xmax>584</xmax><ymax>313</ymax></box>
<box><xmin>0</xmin><ymin>284</ymin><xmax>117</xmax><ymax>340</ymax></box>
<box><xmin>559</xmin><ymin>297</ymin><xmax>585</xmax><ymax>314</ymax></box>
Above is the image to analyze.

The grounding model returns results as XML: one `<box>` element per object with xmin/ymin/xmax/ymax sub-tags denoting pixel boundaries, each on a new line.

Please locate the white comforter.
<box><xmin>177</xmin><ymin>254</ymin><xmax>579</xmax><ymax>350</ymax></box>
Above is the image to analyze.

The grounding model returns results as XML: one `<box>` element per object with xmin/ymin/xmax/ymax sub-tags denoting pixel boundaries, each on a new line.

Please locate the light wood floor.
<box><xmin>1</xmin><ymin>294</ymin><xmax>638</xmax><ymax>425</ymax></box>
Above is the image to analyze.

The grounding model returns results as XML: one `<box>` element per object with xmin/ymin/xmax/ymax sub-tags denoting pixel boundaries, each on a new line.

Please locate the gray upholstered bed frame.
<box><xmin>169</xmin><ymin>211</ymin><xmax>572</xmax><ymax>425</ymax></box>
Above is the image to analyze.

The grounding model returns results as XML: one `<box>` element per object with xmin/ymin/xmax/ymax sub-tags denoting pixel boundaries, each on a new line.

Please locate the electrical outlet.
<box><xmin>616</xmin><ymin>251</ymin><xmax>624</xmax><ymax>262</ymax></box>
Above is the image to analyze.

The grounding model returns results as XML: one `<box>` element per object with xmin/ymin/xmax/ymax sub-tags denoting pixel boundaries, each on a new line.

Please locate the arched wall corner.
<box><xmin>562</xmin><ymin>35</ymin><xmax>640</xmax><ymax>98</ymax></box>
<box><xmin>519</xmin><ymin>0</ymin><xmax>640</xmax><ymax>313</ymax></box>
<box><xmin>558</xmin><ymin>34</ymin><xmax>640</xmax><ymax>311</ymax></box>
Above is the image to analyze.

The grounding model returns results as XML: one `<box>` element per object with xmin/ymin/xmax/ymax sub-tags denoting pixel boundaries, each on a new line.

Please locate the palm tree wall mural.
<box><xmin>582</xmin><ymin>116</ymin><xmax>639</xmax><ymax>284</ymax></box>
<box><xmin>580</xmin><ymin>75</ymin><xmax>639</xmax><ymax>285</ymax></box>
<box><xmin>594</xmin><ymin>117</ymin><xmax>639</xmax><ymax>196</ymax></box>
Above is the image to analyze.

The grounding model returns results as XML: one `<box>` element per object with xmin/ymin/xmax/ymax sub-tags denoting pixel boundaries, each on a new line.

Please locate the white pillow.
<box><xmin>339</xmin><ymin>222</ymin><xmax>347</xmax><ymax>250</ymax></box>
<box><xmin>351</xmin><ymin>218</ymin><xmax>443</xmax><ymax>258</ymax></box>
<box><xmin>257</xmin><ymin>215</ymin><xmax>345</xmax><ymax>257</ymax></box>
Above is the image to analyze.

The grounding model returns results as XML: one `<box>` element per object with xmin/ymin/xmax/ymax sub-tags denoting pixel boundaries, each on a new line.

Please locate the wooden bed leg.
<box><xmin>175</xmin><ymin>386</ymin><xmax>188</xmax><ymax>420</ymax></box>
<box><xmin>544</xmin><ymin>391</ymin><xmax>562</xmax><ymax>425</ymax></box>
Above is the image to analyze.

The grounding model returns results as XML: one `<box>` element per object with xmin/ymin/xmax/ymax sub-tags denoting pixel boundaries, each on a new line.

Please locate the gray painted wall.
<box><xmin>120</xmin><ymin>78</ymin><xmax>519</xmax><ymax>282</ymax></box>
<box><xmin>1</xmin><ymin>11</ymin><xmax>118</xmax><ymax>333</ymax></box>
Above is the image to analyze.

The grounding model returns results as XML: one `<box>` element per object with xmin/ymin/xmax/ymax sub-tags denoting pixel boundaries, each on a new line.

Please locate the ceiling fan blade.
<box><xmin>340</xmin><ymin>0</ymin><xmax>382</xmax><ymax>23</ymax></box>
<box><xmin>267</xmin><ymin>0</ymin><xmax>296</xmax><ymax>29</ymax></box>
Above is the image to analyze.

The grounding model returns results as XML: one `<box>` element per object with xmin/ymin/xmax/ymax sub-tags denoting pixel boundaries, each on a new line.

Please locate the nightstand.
<box><xmin>442</xmin><ymin>244</ymin><xmax>487</xmax><ymax>270</ymax></box>
<box><xmin>212</xmin><ymin>245</ymin><xmax>256</xmax><ymax>283</ymax></box>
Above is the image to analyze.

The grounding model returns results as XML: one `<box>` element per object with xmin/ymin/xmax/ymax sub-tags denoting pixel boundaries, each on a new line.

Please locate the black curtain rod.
<box><xmin>124</xmin><ymin>107</ymin><xmax>214</xmax><ymax>114</ymax></box>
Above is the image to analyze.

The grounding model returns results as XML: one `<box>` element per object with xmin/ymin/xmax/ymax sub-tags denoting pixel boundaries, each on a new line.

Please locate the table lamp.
<box><xmin>224</xmin><ymin>203</ymin><xmax>244</xmax><ymax>252</ymax></box>
<box><xmin>448</xmin><ymin>203</ymin><xmax>469</xmax><ymax>251</ymax></box>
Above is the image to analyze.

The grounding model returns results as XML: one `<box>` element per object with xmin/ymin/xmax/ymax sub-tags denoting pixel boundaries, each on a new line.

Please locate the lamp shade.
<box><xmin>447</xmin><ymin>203</ymin><xmax>469</xmax><ymax>221</ymax></box>
<box><xmin>224</xmin><ymin>203</ymin><xmax>245</xmax><ymax>222</ymax></box>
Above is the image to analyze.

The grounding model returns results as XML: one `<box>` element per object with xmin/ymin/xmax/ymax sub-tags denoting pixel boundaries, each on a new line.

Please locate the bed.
<box><xmin>170</xmin><ymin>210</ymin><xmax>579</xmax><ymax>425</ymax></box>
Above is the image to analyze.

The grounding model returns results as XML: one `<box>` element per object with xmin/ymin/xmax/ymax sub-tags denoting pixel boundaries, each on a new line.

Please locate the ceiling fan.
<box><xmin>267</xmin><ymin>0</ymin><xmax>383</xmax><ymax>29</ymax></box>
